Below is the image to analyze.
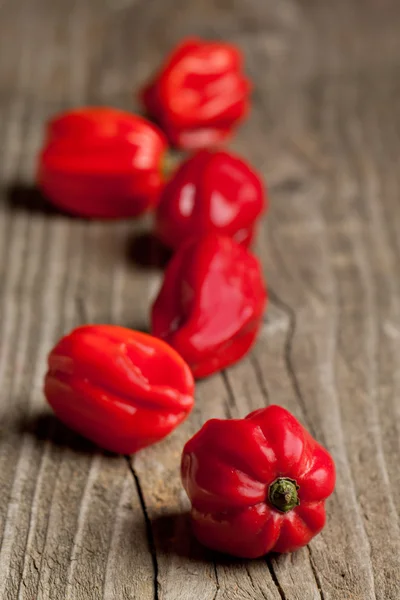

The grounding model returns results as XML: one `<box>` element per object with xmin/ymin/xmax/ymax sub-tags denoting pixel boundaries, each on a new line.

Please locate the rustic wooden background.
<box><xmin>1</xmin><ymin>0</ymin><xmax>400</xmax><ymax>598</ymax></box>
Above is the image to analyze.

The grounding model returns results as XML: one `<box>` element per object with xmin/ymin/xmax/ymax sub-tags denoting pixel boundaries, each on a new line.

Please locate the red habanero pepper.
<box><xmin>182</xmin><ymin>405</ymin><xmax>336</xmax><ymax>558</ymax></box>
<box><xmin>155</xmin><ymin>149</ymin><xmax>266</xmax><ymax>250</ymax></box>
<box><xmin>141</xmin><ymin>38</ymin><xmax>251</xmax><ymax>149</ymax></box>
<box><xmin>151</xmin><ymin>235</ymin><xmax>267</xmax><ymax>379</ymax></box>
<box><xmin>38</xmin><ymin>107</ymin><xmax>168</xmax><ymax>218</ymax></box>
<box><xmin>44</xmin><ymin>325</ymin><xmax>194</xmax><ymax>454</ymax></box>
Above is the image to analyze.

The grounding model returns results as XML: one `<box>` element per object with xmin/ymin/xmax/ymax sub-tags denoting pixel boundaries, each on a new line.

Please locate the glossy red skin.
<box><xmin>141</xmin><ymin>38</ymin><xmax>251</xmax><ymax>149</ymax></box>
<box><xmin>44</xmin><ymin>325</ymin><xmax>194</xmax><ymax>454</ymax></box>
<box><xmin>38</xmin><ymin>108</ymin><xmax>168</xmax><ymax>218</ymax></box>
<box><xmin>156</xmin><ymin>150</ymin><xmax>266</xmax><ymax>250</ymax></box>
<box><xmin>151</xmin><ymin>235</ymin><xmax>267</xmax><ymax>378</ymax></box>
<box><xmin>181</xmin><ymin>405</ymin><xmax>336</xmax><ymax>558</ymax></box>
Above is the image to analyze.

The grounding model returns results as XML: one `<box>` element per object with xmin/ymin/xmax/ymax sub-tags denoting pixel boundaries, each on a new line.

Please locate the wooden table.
<box><xmin>1</xmin><ymin>0</ymin><xmax>400</xmax><ymax>598</ymax></box>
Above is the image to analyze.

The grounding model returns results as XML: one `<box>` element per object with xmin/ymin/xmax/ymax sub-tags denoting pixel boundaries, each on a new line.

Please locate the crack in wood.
<box><xmin>307</xmin><ymin>546</ymin><xmax>326</xmax><ymax>600</ymax></box>
<box><xmin>220</xmin><ymin>371</ymin><xmax>235</xmax><ymax>418</ymax></box>
<box><xmin>14</xmin><ymin>440</ymin><xmax>60</xmax><ymax>600</ymax></box>
<box><xmin>212</xmin><ymin>562</ymin><xmax>220</xmax><ymax>600</ymax></box>
<box><xmin>266</xmin><ymin>558</ymin><xmax>286</xmax><ymax>600</ymax></box>
<box><xmin>245</xmin><ymin>564</ymin><xmax>269</xmax><ymax>600</ymax></box>
<box><xmin>249</xmin><ymin>354</ymin><xmax>270</xmax><ymax>405</ymax></box>
<box><xmin>75</xmin><ymin>295</ymin><xmax>89</xmax><ymax>324</ymax></box>
<box><xmin>125</xmin><ymin>457</ymin><xmax>159</xmax><ymax>600</ymax></box>
<box><xmin>268</xmin><ymin>287</ymin><xmax>317</xmax><ymax>438</ymax></box>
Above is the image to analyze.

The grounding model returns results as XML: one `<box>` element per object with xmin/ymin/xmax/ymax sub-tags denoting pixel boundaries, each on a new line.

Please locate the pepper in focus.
<box><xmin>38</xmin><ymin>107</ymin><xmax>168</xmax><ymax>218</ymax></box>
<box><xmin>44</xmin><ymin>325</ymin><xmax>195</xmax><ymax>454</ymax></box>
<box><xmin>181</xmin><ymin>405</ymin><xmax>336</xmax><ymax>558</ymax></box>
<box><xmin>151</xmin><ymin>234</ymin><xmax>267</xmax><ymax>378</ymax></box>
<box><xmin>155</xmin><ymin>149</ymin><xmax>266</xmax><ymax>250</ymax></box>
<box><xmin>141</xmin><ymin>38</ymin><xmax>251</xmax><ymax>149</ymax></box>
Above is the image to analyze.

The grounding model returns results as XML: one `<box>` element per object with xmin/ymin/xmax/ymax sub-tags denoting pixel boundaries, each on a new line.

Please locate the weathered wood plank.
<box><xmin>1</xmin><ymin>0</ymin><xmax>400</xmax><ymax>598</ymax></box>
<box><xmin>0</xmin><ymin>2</ymin><xmax>154</xmax><ymax>599</ymax></box>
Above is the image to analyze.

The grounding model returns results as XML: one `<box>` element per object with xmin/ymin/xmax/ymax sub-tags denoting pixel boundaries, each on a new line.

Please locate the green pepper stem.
<box><xmin>161</xmin><ymin>150</ymin><xmax>183</xmax><ymax>181</ymax></box>
<box><xmin>268</xmin><ymin>477</ymin><xmax>300</xmax><ymax>513</ymax></box>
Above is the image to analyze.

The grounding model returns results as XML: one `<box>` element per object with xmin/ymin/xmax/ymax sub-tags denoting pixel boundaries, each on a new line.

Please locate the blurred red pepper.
<box><xmin>182</xmin><ymin>405</ymin><xmax>336</xmax><ymax>558</ymax></box>
<box><xmin>151</xmin><ymin>235</ymin><xmax>267</xmax><ymax>378</ymax></box>
<box><xmin>141</xmin><ymin>38</ymin><xmax>251</xmax><ymax>149</ymax></box>
<box><xmin>44</xmin><ymin>325</ymin><xmax>194</xmax><ymax>454</ymax></box>
<box><xmin>156</xmin><ymin>149</ymin><xmax>265</xmax><ymax>250</ymax></box>
<box><xmin>38</xmin><ymin>107</ymin><xmax>168</xmax><ymax>218</ymax></box>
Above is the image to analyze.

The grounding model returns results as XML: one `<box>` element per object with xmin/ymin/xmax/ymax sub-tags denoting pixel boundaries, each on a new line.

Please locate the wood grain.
<box><xmin>1</xmin><ymin>0</ymin><xmax>400</xmax><ymax>598</ymax></box>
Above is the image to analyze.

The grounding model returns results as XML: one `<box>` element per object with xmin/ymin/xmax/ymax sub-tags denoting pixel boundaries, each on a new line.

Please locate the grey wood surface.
<box><xmin>1</xmin><ymin>0</ymin><xmax>400</xmax><ymax>598</ymax></box>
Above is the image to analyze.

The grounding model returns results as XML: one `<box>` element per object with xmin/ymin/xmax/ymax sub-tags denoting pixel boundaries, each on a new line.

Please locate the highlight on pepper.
<box><xmin>181</xmin><ymin>405</ymin><xmax>336</xmax><ymax>558</ymax></box>
<box><xmin>38</xmin><ymin>107</ymin><xmax>168</xmax><ymax>219</ymax></box>
<box><xmin>151</xmin><ymin>234</ymin><xmax>267</xmax><ymax>378</ymax></box>
<box><xmin>155</xmin><ymin>149</ymin><xmax>266</xmax><ymax>250</ymax></box>
<box><xmin>44</xmin><ymin>325</ymin><xmax>195</xmax><ymax>454</ymax></box>
<box><xmin>141</xmin><ymin>37</ymin><xmax>251</xmax><ymax>149</ymax></box>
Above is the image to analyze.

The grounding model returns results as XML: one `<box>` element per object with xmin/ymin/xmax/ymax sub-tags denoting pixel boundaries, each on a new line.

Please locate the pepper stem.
<box><xmin>161</xmin><ymin>150</ymin><xmax>182</xmax><ymax>181</ymax></box>
<box><xmin>268</xmin><ymin>477</ymin><xmax>300</xmax><ymax>513</ymax></box>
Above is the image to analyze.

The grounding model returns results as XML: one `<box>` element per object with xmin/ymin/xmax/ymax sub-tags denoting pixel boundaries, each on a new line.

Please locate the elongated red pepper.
<box><xmin>44</xmin><ymin>325</ymin><xmax>194</xmax><ymax>454</ymax></box>
<box><xmin>155</xmin><ymin>149</ymin><xmax>266</xmax><ymax>250</ymax></box>
<box><xmin>182</xmin><ymin>405</ymin><xmax>336</xmax><ymax>558</ymax></box>
<box><xmin>38</xmin><ymin>107</ymin><xmax>168</xmax><ymax>218</ymax></box>
<box><xmin>141</xmin><ymin>38</ymin><xmax>251</xmax><ymax>149</ymax></box>
<box><xmin>151</xmin><ymin>235</ymin><xmax>267</xmax><ymax>378</ymax></box>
